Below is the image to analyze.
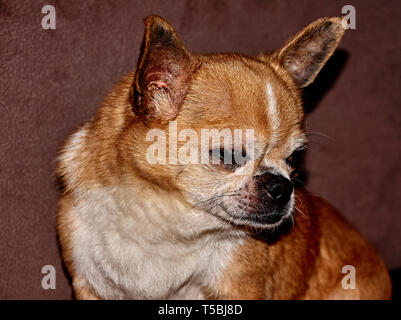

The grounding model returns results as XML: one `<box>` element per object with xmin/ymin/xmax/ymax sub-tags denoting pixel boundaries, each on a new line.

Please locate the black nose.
<box><xmin>265</xmin><ymin>175</ymin><xmax>293</xmax><ymax>206</ymax></box>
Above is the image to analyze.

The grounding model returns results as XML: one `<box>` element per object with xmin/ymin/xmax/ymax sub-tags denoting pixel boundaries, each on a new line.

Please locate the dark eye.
<box><xmin>210</xmin><ymin>148</ymin><xmax>247</xmax><ymax>170</ymax></box>
<box><xmin>286</xmin><ymin>148</ymin><xmax>305</xmax><ymax>168</ymax></box>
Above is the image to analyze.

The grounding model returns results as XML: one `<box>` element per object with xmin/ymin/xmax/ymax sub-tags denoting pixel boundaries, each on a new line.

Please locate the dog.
<box><xmin>56</xmin><ymin>15</ymin><xmax>391</xmax><ymax>299</ymax></box>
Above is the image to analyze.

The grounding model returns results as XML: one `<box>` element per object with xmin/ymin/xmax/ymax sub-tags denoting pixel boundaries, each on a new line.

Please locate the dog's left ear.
<box><xmin>132</xmin><ymin>15</ymin><xmax>197</xmax><ymax>122</ymax></box>
<box><xmin>264</xmin><ymin>17</ymin><xmax>345</xmax><ymax>88</ymax></box>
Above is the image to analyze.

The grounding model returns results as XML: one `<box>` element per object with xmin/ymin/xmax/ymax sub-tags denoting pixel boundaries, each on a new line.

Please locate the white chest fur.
<box><xmin>68</xmin><ymin>186</ymin><xmax>244</xmax><ymax>299</ymax></box>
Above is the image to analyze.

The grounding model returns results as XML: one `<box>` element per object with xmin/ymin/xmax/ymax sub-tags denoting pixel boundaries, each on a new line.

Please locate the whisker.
<box><xmin>306</xmin><ymin>131</ymin><xmax>334</xmax><ymax>141</ymax></box>
<box><xmin>191</xmin><ymin>192</ymin><xmax>240</xmax><ymax>209</ymax></box>
<box><xmin>293</xmin><ymin>177</ymin><xmax>305</xmax><ymax>187</ymax></box>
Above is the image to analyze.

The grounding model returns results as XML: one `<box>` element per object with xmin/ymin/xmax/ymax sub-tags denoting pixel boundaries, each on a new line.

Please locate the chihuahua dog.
<box><xmin>57</xmin><ymin>15</ymin><xmax>391</xmax><ymax>299</ymax></box>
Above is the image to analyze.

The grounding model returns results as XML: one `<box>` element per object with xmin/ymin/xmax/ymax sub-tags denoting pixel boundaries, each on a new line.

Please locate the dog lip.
<box><xmin>232</xmin><ymin>212</ymin><xmax>292</xmax><ymax>229</ymax></box>
<box><xmin>218</xmin><ymin>202</ymin><xmax>293</xmax><ymax>228</ymax></box>
<box><xmin>244</xmin><ymin>213</ymin><xmax>283</xmax><ymax>224</ymax></box>
<box><xmin>230</xmin><ymin>211</ymin><xmax>288</xmax><ymax>227</ymax></box>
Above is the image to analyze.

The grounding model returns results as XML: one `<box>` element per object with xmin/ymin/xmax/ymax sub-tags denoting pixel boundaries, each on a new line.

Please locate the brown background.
<box><xmin>0</xmin><ymin>0</ymin><xmax>400</xmax><ymax>299</ymax></box>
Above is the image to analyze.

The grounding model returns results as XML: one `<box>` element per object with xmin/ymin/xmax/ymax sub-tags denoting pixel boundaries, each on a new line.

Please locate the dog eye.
<box><xmin>286</xmin><ymin>148</ymin><xmax>305</xmax><ymax>168</ymax></box>
<box><xmin>209</xmin><ymin>148</ymin><xmax>246</xmax><ymax>170</ymax></box>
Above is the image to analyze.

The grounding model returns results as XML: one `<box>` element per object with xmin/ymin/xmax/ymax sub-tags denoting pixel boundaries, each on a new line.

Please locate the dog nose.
<box><xmin>265</xmin><ymin>175</ymin><xmax>293</xmax><ymax>206</ymax></box>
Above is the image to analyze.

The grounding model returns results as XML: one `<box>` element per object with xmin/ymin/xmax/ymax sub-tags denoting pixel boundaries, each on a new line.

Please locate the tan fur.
<box><xmin>56</xmin><ymin>16</ymin><xmax>391</xmax><ymax>299</ymax></box>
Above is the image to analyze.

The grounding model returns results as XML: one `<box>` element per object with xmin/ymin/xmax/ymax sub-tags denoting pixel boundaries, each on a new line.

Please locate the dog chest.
<box><xmin>68</xmin><ymin>187</ymin><xmax>242</xmax><ymax>299</ymax></box>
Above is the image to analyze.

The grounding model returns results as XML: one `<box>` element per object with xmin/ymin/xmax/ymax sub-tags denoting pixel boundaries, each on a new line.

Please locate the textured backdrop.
<box><xmin>0</xmin><ymin>0</ymin><xmax>400</xmax><ymax>299</ymax></box>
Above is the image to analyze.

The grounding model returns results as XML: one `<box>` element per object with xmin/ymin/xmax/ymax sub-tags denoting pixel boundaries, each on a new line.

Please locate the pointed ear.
<box><xmin>132</xmin><ymin>16</ymin><xmax>197</xmax><ymax>121</ymax></box>
<box><xmin>269</xmin><ymin>17</ymin><xmax>346</xmax><ymax>88</ymax></box>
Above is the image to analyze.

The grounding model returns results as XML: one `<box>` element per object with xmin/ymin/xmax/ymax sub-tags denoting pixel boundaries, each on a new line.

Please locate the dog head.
<box><xmin>129</xmin><ymin>16</ymin><xmax>345</xmax><ymax>228</ymax></box>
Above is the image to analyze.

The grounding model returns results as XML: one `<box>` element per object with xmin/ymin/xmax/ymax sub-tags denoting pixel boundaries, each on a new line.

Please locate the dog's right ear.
<box><xmin>132</xmin><ymin>15</ymin><xmax>197</xmax><ymax>122</ymax></box>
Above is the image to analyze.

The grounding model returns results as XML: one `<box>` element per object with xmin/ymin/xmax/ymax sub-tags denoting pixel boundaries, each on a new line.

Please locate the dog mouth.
<box><xmin>192</xmin><ymin>187</ymin><xmax>295</xmax><ymax>229</ymax></box>
<box><xmin>239</xmin><ymin>212</ymin><xmax>285</xmax><ymax>225</ymax></box>
<box><xmin>217</xmin><ymin>197</ymin><xmax>294</xmax><ymax>229</ymax></box>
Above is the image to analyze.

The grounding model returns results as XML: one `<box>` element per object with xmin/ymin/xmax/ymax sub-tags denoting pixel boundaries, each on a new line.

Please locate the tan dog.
<box><xmin>57</xmin><ymin>15</ymin><xmax>391</xmax><ymax>299</ymax></box>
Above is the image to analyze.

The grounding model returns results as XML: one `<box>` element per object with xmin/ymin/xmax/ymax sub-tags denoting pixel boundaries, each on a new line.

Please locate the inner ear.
<box><xmin>272</xmin><ymin>17</ymin><xmax>345</xmax><ymax>88</ymax></box>
<box><xmin>132</xmin><ymin>15</ymin><xmax>198</xmax><ymax>121</ymax></box>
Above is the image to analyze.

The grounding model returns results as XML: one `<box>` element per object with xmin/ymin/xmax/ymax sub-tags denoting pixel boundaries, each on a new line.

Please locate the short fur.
<box><xmin>57</xmin><ymin>16</ymin><xmax>391</xmax><ymax>299</ymax></box>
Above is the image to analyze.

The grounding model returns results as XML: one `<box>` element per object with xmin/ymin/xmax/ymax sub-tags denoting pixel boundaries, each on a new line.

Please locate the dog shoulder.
<box><xmin>56</xmin><ymin>72</ymin><xmax>135</xmax><ymax>192</ymax></box>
